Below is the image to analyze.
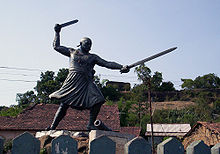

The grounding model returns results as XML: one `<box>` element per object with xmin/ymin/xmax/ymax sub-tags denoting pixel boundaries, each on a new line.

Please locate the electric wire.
<box><xmin>0</xmin><ymin>66</ymin><xmax>182</xmax><ymax>88</ymax></box>
<box><xmin>0</xmin><ymin>79</ymin><xmax>37</xmax><ymax>82</ymax></box>
<box><xmin>0</xmin><ymin>66</ymin><xmax>46</xmax><ymax>72</ymax></box>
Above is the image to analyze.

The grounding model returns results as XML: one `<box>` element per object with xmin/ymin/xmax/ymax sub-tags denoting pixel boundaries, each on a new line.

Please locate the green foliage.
<box><xmin>135</xmin><ymin>64</ymin><xmax>151</xmax><ymax>83</ymax></box>
<box><xmin>101</xmin><ymin>84</ymin><xmax>121</xmax><ymax>101</ymax></box>
<box><xmin>127</xmin><ymin>112</ymin><xmax>139</xmax><ymax>126</ymax></box>
<box><xmin>105</xmin><ymin>99</ymin><xmax>114</xmax><ymax>106</ymax></box>
<box><xmin>213</xmin><ymin>98</ymin><xmax>220</xmax><ymax>114</ymax></box>
<box><xmin>194</xmin><ymin>98</ymin><xmax>212</xmax><ymax>121</ymax></box>
<box><xmin>140</xmin><ymin>114</ymin><xmax>150</xmax><ymax>135</ymax></box>
<box><xmin>181</xmin><ymin>73</ymin><xmax>220</xmax><ymax>89</ymax></box>
<box><xmin>3</xmin><ymin>139</ymin><xmax>12</xmax><ymax>154</ymax></box>
<box><xmin>16</xmin><ymin>90</ymin><xmax>37</xmax><ymax>106</ymax></box>
<box><xmin>158</xmin><ymin>81</ymin><xmax>175</xmax><ymax>91</ymax></box>
<box><xmin>35</xmin><ymin>71</ymin><xmax>59</xmax><ymax>103</ymax></box>
<box><xmin>117</xmin><ymin>98</ymin><xmax>136</xmax><ymax>126</ymax></box>
<box><xmin>16</xmin><ymin>69</ymin><xmax>69</xmax><ymax>105</ymax></box>
<box><xmin>40</xmin><ymin>148</ymin><xmax>47</xmax><ymax>154</ymax></box>
<box><xmin>181</xmin><ymin>79</ymin><xmax>194</xmax><ymax>90</ymax></box>
<box><xmin>153</xmin><ymin>108</ymin><xmax>199</xmax><ymax>126</ymax></box>
<box><xmin>0</xmin><ymin>105</ymin><xmax>24</xmax><ymax>117</ymax></box>
<box><xmin>134</xmin><ymin>64</ymin><xmax>175</xmax><ymax>92</ymax></box>
<box><xmin>55</xmin><ymin>68</ymin><xmax>69</xmax><ymax>86</ymax></box>
<box><xmin>151</xmin><ymin>71</ymin><xmax>163</xmax><ymax>91</ymax></box>
<box><xmin>152</xmin><ymin>97</ymin><xmax>213</xmax><ymax>126</ymax></box>
<box><xmin>130</xmin><ymin>84</ymin><xmax>147</xmax><ymax>102</ymax></box>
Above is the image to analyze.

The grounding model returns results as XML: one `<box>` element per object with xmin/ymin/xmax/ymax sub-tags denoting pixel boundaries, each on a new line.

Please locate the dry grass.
<box><xmin>151</xmin><ymin>101</ymin><xmax>195</xmax><ymax>110</ymax></box>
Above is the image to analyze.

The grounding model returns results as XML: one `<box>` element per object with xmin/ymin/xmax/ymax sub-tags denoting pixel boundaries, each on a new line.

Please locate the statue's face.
<box><xmin>80</xmin><ymin>38</ymin><xmax>92</xmax><ymax>52</ymax></box>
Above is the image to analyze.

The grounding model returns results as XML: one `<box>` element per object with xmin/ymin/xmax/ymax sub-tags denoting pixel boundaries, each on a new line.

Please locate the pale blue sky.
<box><xmin>0</xmin><ymin>1</ymin><xmax>219</xmax><ymax>106</ymax></box>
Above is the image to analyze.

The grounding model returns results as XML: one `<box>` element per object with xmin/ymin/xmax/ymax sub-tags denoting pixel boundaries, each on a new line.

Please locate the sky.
<box><xmin>0</xmin><ymin>1</ymin><xmax>219</xmax><ymax>107</ymax></box>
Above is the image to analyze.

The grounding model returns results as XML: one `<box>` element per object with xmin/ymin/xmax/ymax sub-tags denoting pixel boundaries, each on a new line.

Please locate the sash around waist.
<box><xmin>69</xmin><ymin>67</ymin><xmax>93</xmax><ymax>78</ymax></box>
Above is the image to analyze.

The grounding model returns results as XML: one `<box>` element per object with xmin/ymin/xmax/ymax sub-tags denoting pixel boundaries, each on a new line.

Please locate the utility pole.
<box><xmin>148</xmin><ymin>78</ymin><xmax>155</xmax><ymax>154</ymax></box>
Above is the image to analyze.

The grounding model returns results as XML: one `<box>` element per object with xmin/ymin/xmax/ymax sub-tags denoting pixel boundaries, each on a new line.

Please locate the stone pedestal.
<box><xmin>89</xmin><ymin>130</ymin><xmax>136</xmax><ymax>154</ymax></box>
<box><xmin>35</xmin><ymin>130</ymin><xmax>89</xmax><ymax>138</ymax></box>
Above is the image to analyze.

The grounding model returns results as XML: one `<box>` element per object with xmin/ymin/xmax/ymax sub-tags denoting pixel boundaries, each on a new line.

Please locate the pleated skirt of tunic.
<box><xmin>49</xmin><ymin>71</ymin><xmax>105</xmax><ymax>110</ymax></box>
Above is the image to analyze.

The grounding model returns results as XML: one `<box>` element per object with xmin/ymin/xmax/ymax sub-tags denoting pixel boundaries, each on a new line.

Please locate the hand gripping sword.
<box><xmin>127</xmin><ymin>47</ymin><xmax>177</xmax><ymax>69</ymax></box>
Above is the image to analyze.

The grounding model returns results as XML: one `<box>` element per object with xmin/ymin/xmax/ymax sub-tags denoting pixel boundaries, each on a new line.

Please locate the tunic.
<box><xmin>49</xmin><ymin>49</ymin><xmax>122</xmax><ymax>110</ymax></box>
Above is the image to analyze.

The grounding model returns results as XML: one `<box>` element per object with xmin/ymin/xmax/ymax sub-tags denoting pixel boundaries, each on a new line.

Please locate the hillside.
<box><xmin>152</xmin><ymin>101</ymin><xmax>195</xmax><ymax>110</ymax></box>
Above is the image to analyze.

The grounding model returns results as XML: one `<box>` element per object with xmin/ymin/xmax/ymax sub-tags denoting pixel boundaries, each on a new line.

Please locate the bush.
<box><xmin>3</xmin><ymin>139</ymin><xmax>12</xmax><ymax>153</ymax></box>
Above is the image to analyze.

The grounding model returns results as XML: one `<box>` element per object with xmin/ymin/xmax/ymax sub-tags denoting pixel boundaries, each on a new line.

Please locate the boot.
<box><xmin>46</xmin><ymin>103</ymin><xmax>68</xmax><ymax>130</ymax></box>
<box><xmin>87</xmin><ymin>103</ymin><xmax>102</xmax><ymax>131</ymax></box>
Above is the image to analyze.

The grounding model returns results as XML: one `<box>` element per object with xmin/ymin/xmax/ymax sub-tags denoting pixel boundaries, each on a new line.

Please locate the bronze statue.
<box><xmin>46</xmin><ymin>20</ymin><xmax>129</xmax><ymax>131</ymax></box>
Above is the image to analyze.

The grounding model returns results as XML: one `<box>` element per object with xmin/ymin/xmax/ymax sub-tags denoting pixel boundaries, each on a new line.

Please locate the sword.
<box><xmin>128</xmin><ymin>47</ymin><xmax>177</xmax><ymax>69</ymax></box>
<box><xmin>60</xmin><ymin>19</ymin><xmax>79</xmax><ymax>28</ymax></box>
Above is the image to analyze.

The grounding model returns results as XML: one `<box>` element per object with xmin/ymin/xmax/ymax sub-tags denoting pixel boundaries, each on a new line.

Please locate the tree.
<box><xmin>181</xmin><ymin>73</ymin><xmax>220</xmax><ymax>89</ymax></box>
<box><xmin>34</xmin><ymin>69</ymin><xmax>69</xmax><ymax>103</ymax></box>
<box><xmin>181</xmin><ymin>79</ymin><xmax>194</xmax><ymax>90</ymax></box>
<box><xmin>134</xmin><ymin>64</ymin><xmax>174</xmax><ymax>92</ymax></box>
<box><xmin>34</xmin><ymin>71</ymin><xmax>58</xmax><ymax>103</ymax></box>
<box><xmin>16</xmin><ymin>69</ymin><xmax>69</xmax><ymax>105</ymax></box>
<box><xmin>16</xmin><ymin>90</ymin><xmax>37</xmax><ymax>106</ymax></box>
<box><xmin>0</xmin><ymin>105</ymin><xmax>24</xmax><ymax>117</ymax></box>
<box><xmin>55</xmin><ymin>68</ymin><xmax>69</xmax><ymax>87</ymax></box>
<box><xmin>135</xmin><ymin>64</ymin><xmax>151</xmax><ymax>83</ymax></box>
<box><xmin>101</xmin><ymin>84</ymin><xmax>121</xmax><ymax>101</ymax></box>
<box><xmin>159</xmin><ymin>81</ymin><xmax>175</xmax><ymax>91</ymax></box>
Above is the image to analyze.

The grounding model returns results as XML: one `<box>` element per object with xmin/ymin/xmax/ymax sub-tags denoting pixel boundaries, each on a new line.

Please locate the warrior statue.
<box><xmin>46</xmin><ymin>20</ymin><xmax>130</xmax><ymax>131</ymax></box>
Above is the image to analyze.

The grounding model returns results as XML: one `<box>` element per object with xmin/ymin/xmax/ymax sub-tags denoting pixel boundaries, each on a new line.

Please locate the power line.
<box><xmin>0</xmin><ymin>72</ymin><xmax>40</xmax><ymax>77</ymax></box>
<box><xmin>0</xmin><ymin>66</ymin><xmax>47</xmax><ymax>72</ymax></box>
<box><xmin>0</xmin><ymin>79</ymin><xmax>37</xmax><ymax>83</ymax></box>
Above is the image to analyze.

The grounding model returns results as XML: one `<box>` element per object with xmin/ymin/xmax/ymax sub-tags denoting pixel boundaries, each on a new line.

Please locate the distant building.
<box><xmin>182</xmin><ymin>121</ymin><xmax>220</xmax><ymax>148</ymax></box>
<box><xmin>146</xmin><ymin>124</ymin><xmax>191</xmax><ymax>136</ymax></box>
<box><xmin>106</xmin><ymin>81</ymin><xmax>131</xmax><ymax>91</ymax></box>
<box><xmin>145</xmin><ymin>124</ymin><xmax>191</xmax><ymax>144</ymax></box>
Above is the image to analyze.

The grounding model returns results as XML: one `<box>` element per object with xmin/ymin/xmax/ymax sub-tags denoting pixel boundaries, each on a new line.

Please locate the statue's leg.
<box><xmin>87</xmin><ymin>103</ymin><xmax>102</xmax><ymax>131</ymax></box>
<box><xmin>46</xmin><ymin>103</ymin><xmax>69</xmax><ymax>130</ymax></box>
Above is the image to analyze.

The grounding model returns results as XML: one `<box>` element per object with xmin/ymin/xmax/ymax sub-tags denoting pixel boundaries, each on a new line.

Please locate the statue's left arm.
<box><xmin>94</xmin><ymin>55</ymin><xmax>123</xmax><ymax>69</ymax></box>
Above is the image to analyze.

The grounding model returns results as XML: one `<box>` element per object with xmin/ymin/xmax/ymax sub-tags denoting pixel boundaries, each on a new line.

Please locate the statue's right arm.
<box><xmin>53</xmin><ymin>32</ymin><xmax>70</xmax><ymax>57</ymax></box>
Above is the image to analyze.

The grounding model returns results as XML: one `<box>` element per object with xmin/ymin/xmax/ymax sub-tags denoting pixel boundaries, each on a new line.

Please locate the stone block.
<box><xmin>186</xmin><ymin>140</ymin><xmax>211</xmax><ymax>154</ymax></box>
<box><xmin>12</xmin><ymin>132</ymin><xmax>40</xmax><ymax>154</ymax></box>
<box><xmin>36</xmin><ymin>130</ymin><xmax>89</xmax><ymax>138</ymax></box>
<box><xmin>0</xmin><ymin>136</ymin><xmax>4</xmax><ymax>154</ymax></box>
<box><xmin>211</xmin><ymin>142</ymin><xmax>220</xmax><ymax>154</ymax></box>
<box><xmin>124</xmin><ymin>136</ymin><xmax>151</xmax><ymax>154</ymax></box>
<box><xmin>157</xmin><ymin>137</ymin><xmax>184</xmax><ymax>154</ymax></box>
<box><xmin>36</xmin><ymin>130</ymin><xmax>70</xmax><ymax>138</ymax></box>
<box><xmin>89</xmin><ymin>135</ymin><xmax>116</xmax><ymax>154</ymax></box>
<box><xmin>89</xmin><ymin>130</ymin><xmax>135</xmax><ymax>154</ymax></box>
<box><xmin>51</xmin><ymin>135</ymin><xmax>77</xmax><ymax>154</ymax></box>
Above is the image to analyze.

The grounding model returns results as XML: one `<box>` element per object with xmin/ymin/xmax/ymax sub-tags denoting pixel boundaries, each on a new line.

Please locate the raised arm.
<box><xmin>53</xmin><ymin>24</ymin><xmax>70</xmax><ymax>57</ymax></box>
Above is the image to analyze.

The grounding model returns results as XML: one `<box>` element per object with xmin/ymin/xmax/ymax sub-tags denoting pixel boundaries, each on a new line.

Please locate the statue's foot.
<box><xmin>86</xmin><ymin>125</ymin><xmax>98</xmax><ymax>131</ymax></box>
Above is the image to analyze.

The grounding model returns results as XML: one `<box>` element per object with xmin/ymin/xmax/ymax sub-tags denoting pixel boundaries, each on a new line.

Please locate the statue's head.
<box><xmin>79</xmin><ymin>37</ymin><xmax>92</xmax><ymax>52</ymax></box>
